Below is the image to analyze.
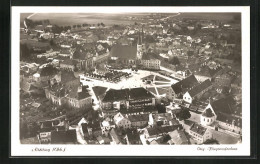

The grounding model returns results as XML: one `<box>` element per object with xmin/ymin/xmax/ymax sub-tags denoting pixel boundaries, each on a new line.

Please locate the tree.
<box><xmin>169</xmin><ymin>56</ymin><xmax>180</xmax><ymax>65</ymax></box>
<box><xmin>156</xmin><ymin>104</ymin><xmax>166</xmax><ymax>113</ymax></box>
<box><xmin>175</xmin><ymin>108</ymin><xmax>191</xmax><ymax>121</ymax></box>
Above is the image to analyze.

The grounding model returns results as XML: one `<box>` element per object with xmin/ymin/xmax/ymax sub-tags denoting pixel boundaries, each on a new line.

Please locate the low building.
<box><xmin>113</xmin><ymin>112</ymin><xmax>131</xmax><ymax>129</ymax></box>
<box><xmin>216</xmin><ymin>112</ymin><xmax>242</xmax><ymax>134</ymax></box>
<box><xmin>214</xmin><ymin>73</ymin><xmax>232</xmax><ymax>87</ymax></box>
<box><xmin>59</xmin><ymin>59</ymin><xmax>78</xmax><ymax>71</ymax></box>
<box><xmin>148</xmin><ymin>113</ymin><xmax>178</xmax><ymax>127</ymax></box>
<box><xmin>140</xmin><ymin>59</ymin><xmax>161</xmax><ymax>70</ymax></box>
<box><xmin>125</xmin><ymin>130</ymin><xmax>142</xmax><ymax>145</ymax></box>
<box><xmin>127</xmin><ymin>114</ymin><xmax>149</xmax><ymax>128</ymax></box>
<box><xmin>167</xmin><ymin>130</ymin><xmax>189</xmax><ymax>145</ymax></box>
<box><xmin>144</xmin><ymin>125</ymin><xmax>182</xmax><ymax>139</ymax></box>
<box><xmin>168</xmin><ymin>75</ymin><xmax>199</xmax><ymax>100</ymax></box>
<box><xmin>189</xmin><ymin>123</ymin><xmax>212</xmax><ymax>144</ymax></box>
<box><xmin>101</xmin><ymin>87</ymin><xmax>155</xmax><ymax>111</ymax></box>
<box><xmin>183</xmin><ymin>79</ymin><xmax>212</xmax><ymax>104</ymax></box>
<box><xmin>100</xmin><ymin>117</ymin><xmax>116</xmax><ymax>136</ymax></box>
<box><xmin>81</xmin><ymin>122</ymin><xmax>102</xmax><ymax>139</ymax></box>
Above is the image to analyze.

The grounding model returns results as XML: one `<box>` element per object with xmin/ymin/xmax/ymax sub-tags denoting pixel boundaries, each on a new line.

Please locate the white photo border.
<box><xmin>11</xmin><ymin>6</ymin><xmax>250</xmax><ymax>156</ymax></box>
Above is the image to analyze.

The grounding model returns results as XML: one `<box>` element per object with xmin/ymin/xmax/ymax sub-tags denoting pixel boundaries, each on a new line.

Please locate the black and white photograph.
<box><xmin>11</xmin><ymin>6</ymin><xmax>251</xmax><ymax>156</ymax></box>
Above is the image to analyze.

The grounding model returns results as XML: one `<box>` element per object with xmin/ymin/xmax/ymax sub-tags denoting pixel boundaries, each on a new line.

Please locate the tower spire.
<box><xmin>141</xmin><ymin>25</ymin><xmax>144</xmax><ymax>44</ymax></box>
<box><xmin>137</xmin><ymin>30</ymin><xmax>141</xmax><ymax>45</ymax></box>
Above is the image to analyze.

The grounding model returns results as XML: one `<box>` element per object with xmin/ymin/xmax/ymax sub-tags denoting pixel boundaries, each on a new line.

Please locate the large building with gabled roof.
<box><xmin>100</xmin><ymin>87</ymin><xmax>155</xmax><ymax>111</ymax></box>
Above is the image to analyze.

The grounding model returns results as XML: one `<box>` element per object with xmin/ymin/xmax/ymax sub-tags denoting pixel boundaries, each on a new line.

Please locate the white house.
<box><xmin>189</xmin><ymin>123</ymin><xmax>212</xmax><ymax>144</ymax></box>
<box><xmin>113</xmin><ymin>113</ymin><xmax>131</xmax><ymax>129</ymax></box>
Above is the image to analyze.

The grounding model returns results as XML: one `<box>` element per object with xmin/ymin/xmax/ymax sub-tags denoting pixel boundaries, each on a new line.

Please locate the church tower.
<box><xmin>136</xmin><ymin>28</ymin><xmax>143</xmax><ymax>60</ymax></box>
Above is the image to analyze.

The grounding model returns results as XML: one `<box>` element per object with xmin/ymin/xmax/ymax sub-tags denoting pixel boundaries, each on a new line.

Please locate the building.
<box><xmin>168</xmin><ymin>75</ymin><xmax>199</xmax><ymax>100</ymax></box>
<box><xmin>66</xmin><ymin>84</ymin><xmax>92</xmax><ymax>108</ymax></box>
<box><xmin>51</xmin><ymin>129</ymin><xmax>77</xmax><ymax>144</ymax></box>
<box><xmin>59</xmin><ymin>59</ymin><xmax>78</xmax><ymax>71</ymax></box>
<box><xmin>127</xmin><ymin>114</ymin><xmax>149</xmax><ymax>128</ymax></box>
<box><xmin>167</xmin><ymin>130</ymin><xmax>189</xmax><ymax>145</ymax></box>
<box><xmin>183</xmin><ymin>79</ymin><xmax>212</xmax><ymax>104</ymax></box>
<box><xmin>148</xmin><ymin>113</ymin><xmax>178</xmax><ymax>127</ymax></box>
<box><xmin>144</xmin><ymin>125</ymin><xmax>183</xmax><ymax>140</ymax></box>
<box><xmin>101</xmin><ymin>87</ymin><xmax>155</xmax><ymax>111</ymax></box>
<box><xmin>38</xmin><ymin>115</ymin><xmax>68</xmax><ymax>144</ymax></box>
<box><xmin>140</xmin><ymin>59</ymin><xmax>161</xmax><ymax>70</ymax></box>
<box><xmin>113</xmin><ymin>112</ymin><xmax>131</xmax><ymax>129</ymax></box>
<box><xmin>45</xmin><ymin>71</ymin><xmax>92</xmax><ymax>108</ymax></box>
<box><xmin>109</xmin><ymin>128</ymin><xmax>125</xmax><ymax>145</ymax></box>
<box><xmin>81</xmin><ymin>122</ymin><xmax>102</xmax><ymax>139</ymax></box>
<box><xmin>200</xmin><ymin>104</ymin><xmax>217</xmax><ymax>126</ymax></box>
<box><xmin>215</xmin><ymin>73</ymin><xmax>232</xmax><ymax>87</ymax></box>
<box><xmin>100</xmin><ymin>117</ymin><xmax>116</xmax><ymax>136</ymax></box>
<box><xmin>125</xmin><ymin>130</ymin><xmax>142</xmax><ymax>145</ymax></box>
<box><xmin>194</xmin><ymin>66</ymin><xmax>223</xmax><ymax>82</ymax></box>
<box><xmin>216</xmin><ymin>112</ymin><xmax>242</xmax><ymax>134</ymax></box>
<box><xmin>201</xmin><ymin>97</ymin><xmax>242</xmax><ymax>134</ymax></box>
<box><xmin>189</xmin><ymin>123</ymin><xmax>212</xmax><ymax>144</ymax></box>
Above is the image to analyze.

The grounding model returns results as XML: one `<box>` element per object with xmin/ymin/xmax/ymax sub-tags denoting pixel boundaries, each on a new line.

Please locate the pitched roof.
<box><xmin>102</xmin><ymin>87</ymin><xmax>154</xmax><ymax>102</ymax></box>
<box><xmin>92</xmin><ymin>86</ymin><xmax>108</xmax><ymax>99</ymax></box>
<box><xmin>40</xmin><ymin>66</ymin><xmax>58</xmax><ymax>77</ymax></box>
<box><xmin>66</xmin><ymin>84</ymin><xmax>91</xmax><ymax>100</ymax></box>
<box><xmin>73</xmin><ymin>48</ymin><xmax>94</xmax><ymax>60</ymax></box>
<box><xmin>110</xmin><ymin>45</ymin><xmax>137</xmax><ymax>60</ymax></box>
<box><xmin>51</xmin><ymin>130</ymin><xmax>77</xmax><ymax>144</ymax></box>
<box><xmin>168</xmin><ymin>130</ymin><xmax>189</xmax><ymax>145</ymax></box>
<box><xmin>128</xmin><ymin>114</ymin><xmax>149</xmax><ymax>122</ymax></box>
<box><xmin>211</xmin><ymin>96</ymin><xmax>236</xmax><ymax>115</ymax></box>
<box><xmin>128</xmin><ymin>87</ymin><xmax>155</xmax><ymax>100</ymax></box>
<box><xmin>188</xmin><ymin>79</ymin><xmax>212</xmax><ymax>97</ymax></box>
<box><xmin>60</xmin><ymin>70</ymin><xmax>77</xmax><ymax>84</ymax></box>
<box><xmin>146</xmin><ymin>125</ymin><xmax>182</xmax><ymax>137</ymax></box>
<box><xmin>190</xmin><ymin>123</ymin><xmax>207</xmax><ymax>136</ymax></box>
<box><xmin>171</xmin><ymin>75</ymin><xmax>199</xmax><ymax>94</ymax></box>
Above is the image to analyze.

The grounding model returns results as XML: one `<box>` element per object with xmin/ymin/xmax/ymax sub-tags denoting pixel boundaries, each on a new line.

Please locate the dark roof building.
<box><xmin>190</xmin><ymin>123</ymin><xmax>207</xmax><ymax>136</ymax></box>
<box><xmin>171</xmin><ymin>75</ymin><xmax>199</xmax><ymax>95</ymax></box>
<box><xmin>128</xmin><ymin>114</ymin><xmax>149</xmax><ymax>122</ymax></box>
<box><xmin>211</xmin><ymin>96</ymin><xmax>236</xmax><ymax>115</ymax></box>
<box><xmin>145</xmin><ymin>125</ymin><xmax>183</xmax><ymax>138</ymax></box>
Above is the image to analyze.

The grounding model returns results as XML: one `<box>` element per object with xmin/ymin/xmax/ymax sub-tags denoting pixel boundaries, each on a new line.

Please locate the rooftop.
<box><xmin>188</xmin><ymin>79</ymin><xmax>212</xmax><ymax>97</ymax></box>
<box><xmin>190</xmin><ymin>123</ymin><xmax>207</xmax><ymax>136</ymax></box>
<box><xmin>110</xmin><ymin>45</ymin><xmax>137</xmax><ymax>60</ymax></box>
<box><xmin>127</xmin><ymin>114</ymin><xmax>149</xmax><ymax>122</ymax></box>
<box><xmin>171</xmin><ymin>75</ymin><xmax>199</xmax><ymax>95</ymax></box>
<box><xmin>51</xmin><ymin>130</ymin><xmax>77</xmax><ymax>144</ymax></box>
<box><xmin>102</xmin><ymin>87</ymin><xmax>154</xmax><ymax>102</ymax></box>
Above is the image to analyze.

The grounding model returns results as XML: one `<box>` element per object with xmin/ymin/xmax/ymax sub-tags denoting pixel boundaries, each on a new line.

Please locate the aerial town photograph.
<box><xmin>19</xmin><ymin>12</ymin><xmax>242</xmax><ymax>145</ymax></box>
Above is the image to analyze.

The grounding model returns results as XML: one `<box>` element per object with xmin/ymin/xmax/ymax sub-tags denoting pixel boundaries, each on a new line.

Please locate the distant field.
<box><xmin>20</xmin><ymin>12</ymin><xmax>240</xmax><ymax>27</ymax></box>
<box><xmin>177</xmin><ymin>13</ymin><xmax>240</xmax><ymax>22</ymax></box>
